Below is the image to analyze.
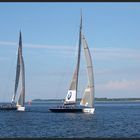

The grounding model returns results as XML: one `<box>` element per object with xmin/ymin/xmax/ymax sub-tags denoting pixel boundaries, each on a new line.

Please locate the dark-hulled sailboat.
<box><xmin>0</xmin><ymin>31</ymin><xmax>25</xmax><ymax>111</ymax></box>
<box><xmin>49</xmin><ymin>12</ymin><xmax>95</xmax><ymax>114</ymax></box>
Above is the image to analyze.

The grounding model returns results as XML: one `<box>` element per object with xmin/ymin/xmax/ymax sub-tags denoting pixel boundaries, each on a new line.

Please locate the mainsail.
<box><xmin>80</xmin><ymin>34</ymin><xmax>94</xmax><ymax>108</ymax></box>
<box><xmin>11</xmin><ymin>31</ymin><xmax>25</xmax><ymax>109</ymax></box>
<box><xmin>11</xmin><ymin>32</ymin><xmax>22</xmax><ymax>103</ymax></box>
<box><xmin>64</xmin><ymin>12</ymin><xmax>82</xmax><ymax>105</ymax></box>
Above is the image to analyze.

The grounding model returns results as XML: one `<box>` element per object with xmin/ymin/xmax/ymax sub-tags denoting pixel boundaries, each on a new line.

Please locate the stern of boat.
<box><xmin>17</xmin><ymin>106</ymin><xmax>25</xmax><ymax>111</ymax></box>
<box><xmin>82</xmin><ymin>108</ymin><xmax>95</xmax><ymax>114</ymax></box>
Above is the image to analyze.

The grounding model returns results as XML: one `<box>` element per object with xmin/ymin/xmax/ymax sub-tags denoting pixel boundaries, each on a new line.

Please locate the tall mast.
<box><xmin>75</xmin><ymin>10</ymin><xmax>82</xmax><ymax>105</ymax></box>
<box><xmin>19</xmin><ymin>30</ymin><xmax>22</xmax><ymax>55</ymax></box>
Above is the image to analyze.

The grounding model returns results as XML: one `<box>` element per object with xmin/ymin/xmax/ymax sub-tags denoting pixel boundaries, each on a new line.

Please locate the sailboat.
<box><xmin>49</xmin><ymin>12</ymin><xmax>95</xmax><ymax>114</ymax></box>
<box><xmin>0</xmin><ymin>31</ymin><xmax>25</xmax><ymax>111</ymax></box>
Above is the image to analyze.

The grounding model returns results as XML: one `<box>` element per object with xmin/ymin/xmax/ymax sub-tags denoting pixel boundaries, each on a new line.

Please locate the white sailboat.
<box><xmin>0</xmin><ymin>31</ymin><xmax>25</xmax><ymax>111</ymax></box>
<box><xmin>49</xmin><ymin>12</ymin><xmax>95</xmax><ymax>114</ymax></box>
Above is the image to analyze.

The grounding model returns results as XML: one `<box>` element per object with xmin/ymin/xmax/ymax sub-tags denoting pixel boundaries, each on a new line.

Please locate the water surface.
<box><xmin>0</xmin><ymin>101</ymin><xmax>140</xmax><ymax>138</ymax></box>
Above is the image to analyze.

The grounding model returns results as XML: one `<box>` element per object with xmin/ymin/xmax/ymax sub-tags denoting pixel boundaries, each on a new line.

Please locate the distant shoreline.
<box><xmin>32</xmin><ymin>98</ymin><xmax>140</xmax><ymax>102</ymax></box>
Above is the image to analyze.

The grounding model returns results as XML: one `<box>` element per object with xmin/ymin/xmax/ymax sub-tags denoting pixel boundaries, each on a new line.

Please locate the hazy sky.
<box><xmin>0</xmin><ymin>2</ymin><xmax>140</xmax><ymax>102</ymax></box>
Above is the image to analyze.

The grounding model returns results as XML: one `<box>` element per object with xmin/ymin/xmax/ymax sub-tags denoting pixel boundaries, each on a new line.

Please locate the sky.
<box><xmin>0</xmin><ymin>2</ymin><xmax>140</xmax><ymax>102</ymax></box>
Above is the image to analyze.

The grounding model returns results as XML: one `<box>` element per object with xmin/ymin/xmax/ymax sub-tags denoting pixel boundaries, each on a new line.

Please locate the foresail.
<box><xmin>64</xmin><ymin>66</ymin><xmax>77</xmax><ymax>105</ymax></box>
<box><xmin>80</xmin><ymin>34</ymin><xmax>94</xmax><ymax>107</ymax></box>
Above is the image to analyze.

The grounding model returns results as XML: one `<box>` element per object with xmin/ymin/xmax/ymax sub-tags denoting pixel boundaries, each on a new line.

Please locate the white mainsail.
<box><xmin>80</xmin><ymin>34</ymin><xmax>94</xmax><ymax>108</ymax></box>
<box><xmin>11</xmin><ymin>31</ymin><xmax>25</xmax><ymax>111</ymax></box>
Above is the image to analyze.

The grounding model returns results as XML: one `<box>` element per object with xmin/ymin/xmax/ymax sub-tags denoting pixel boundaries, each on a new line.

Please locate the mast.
<box><xmin>75</xmin><ymin>10</ymin><xmax>82</xmax><ymax>105</ymax></box>
<box><xmin>19</xmin><ymin>31</ymin><xmax>22</xmax><ymax>55</ymax></box>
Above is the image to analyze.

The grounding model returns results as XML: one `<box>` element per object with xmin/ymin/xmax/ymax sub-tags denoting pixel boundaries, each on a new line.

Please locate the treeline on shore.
<box><xmin>32</xmin><ymin>97</ymin><xmax>140</xmax><ymax>102</ymax></box>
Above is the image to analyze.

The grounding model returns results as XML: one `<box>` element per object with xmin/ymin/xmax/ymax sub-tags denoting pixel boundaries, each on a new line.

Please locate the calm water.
<box><xmin>0</xmin><ymin>101</ymin><xmax>140</xmax><ymax>138</ymax></box>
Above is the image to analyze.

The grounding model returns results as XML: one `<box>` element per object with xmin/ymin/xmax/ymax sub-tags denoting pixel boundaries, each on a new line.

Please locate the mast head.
<box><xmin>80</xmin><ymin>9</ymin><xmax>82</xmax><ymax>30</ymax></box>
<box><xmin>19</xmin><ymin>30</ymin><xmax>22</xmax><ymax>47</ymax></box>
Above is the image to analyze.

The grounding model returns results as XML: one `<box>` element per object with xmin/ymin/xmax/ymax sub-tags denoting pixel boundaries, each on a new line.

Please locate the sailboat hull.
<box><xmin>82</xmin><ymin>108</ymin><xmax>95</xmax><ymax>114</ymax></box>
<box><xmin>17</xmin><ymin>106</ymin><xmax>25</xmax><ymax>111</ymax></box>
<box><xmin>0</xmin><ymin>104</ymin><xmax>17</xmax><ymax>111</ymax></box>
<box><xmin>49</xmin><ymin>106</ymin><xmax>95</xmax><ymax>114</ymax></box>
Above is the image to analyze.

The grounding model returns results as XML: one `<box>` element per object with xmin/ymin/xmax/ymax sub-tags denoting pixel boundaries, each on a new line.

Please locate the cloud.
<box><xmin>0</xmin><ymin>41</ymin><xmax>17</xmax><ymax>46</ymax></box>
<box><xmin>96</xmin><ymin>79</ymin><xmax>140</xmax><ymax>91</ymax></box>
<box><xmin>0</xmin><ymin>40</ymin><xmax>77</xmax><ymax>56</ymax></box>
<box><xmin>0</xmin><ymin>40</ymin><xmax>73</xmax><ymax>50</ymax></box>
<box><xmin>0</xmin><ymin>40</ymin><xmax>140</xmax><ymax>60</ymax></box>
<box><xmin>92</xmin><ymin>47</ymin><xmax>140</xmax><ymax>60</ymax></box>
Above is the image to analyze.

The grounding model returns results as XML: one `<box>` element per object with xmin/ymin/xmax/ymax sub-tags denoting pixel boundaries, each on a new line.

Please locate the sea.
<box><xmin>0</xmin><ymin>100</ymin><xmax>140</xmax><ymax>138</ymax></box>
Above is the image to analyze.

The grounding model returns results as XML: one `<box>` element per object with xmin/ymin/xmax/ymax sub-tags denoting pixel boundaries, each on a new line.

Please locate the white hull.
<box><xmin>17</xmin><ymin>106</ymin><xmax>25</xmax><ymax>111</ymax></box>
<box><xmin>82</xmin><ymin>108</ymin><xmax>95</xmax><ymax>114</ymax></box>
